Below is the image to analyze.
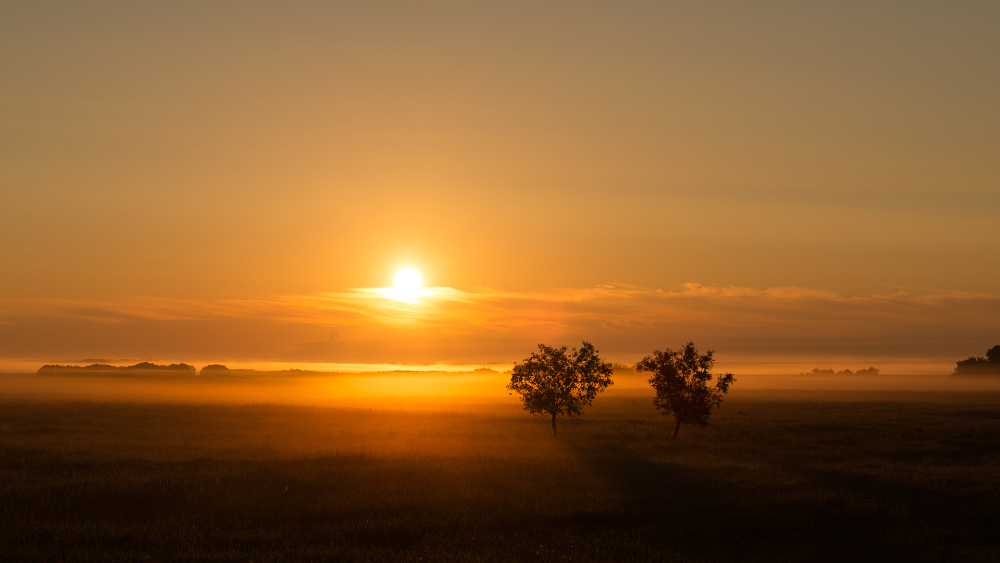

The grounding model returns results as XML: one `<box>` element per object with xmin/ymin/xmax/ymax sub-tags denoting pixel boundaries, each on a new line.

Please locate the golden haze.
<box><xmin>0</xmin><ymin>2</ymin><xmax>998</xmax><ymax>371</ymax></box>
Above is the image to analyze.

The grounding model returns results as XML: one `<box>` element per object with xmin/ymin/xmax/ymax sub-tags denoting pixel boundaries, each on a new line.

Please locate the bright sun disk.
<box><xmin>394</xmin><ymin>268</ymin><xmax>423</xmax><ymax>290</ymax></box>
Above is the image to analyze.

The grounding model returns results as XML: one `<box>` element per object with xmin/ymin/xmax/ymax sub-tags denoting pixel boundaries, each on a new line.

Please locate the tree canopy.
<box><xmin>987</xmin><ymin>345</ymin><xmax>1000</xmax><ymax>364</ymax></box>
<box><xmin>953</xmin><ymin>345</ymin><xmax>1000</xmax><ymax>376</ymax></box>
<box><xmin>636</xmin><ymin>342</ymin><xmax>735</xmax><ymax>439</ymax></box>
<box><xmin>507</xmin><ymin>342</ymin><xmax>613</xmax><ymax>436</ymax></box>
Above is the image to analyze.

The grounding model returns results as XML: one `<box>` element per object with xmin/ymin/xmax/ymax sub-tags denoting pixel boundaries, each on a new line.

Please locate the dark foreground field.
<box><xmin>2</xmin><ymin>391</ymin><xmax>999</xmax><ymax>562</ymax></box>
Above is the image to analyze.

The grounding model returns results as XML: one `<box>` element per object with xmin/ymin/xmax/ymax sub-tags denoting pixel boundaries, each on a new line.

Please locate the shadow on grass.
<box><xmin>564</xmin><ymin>433</ymin><xmax>1000</xmax><ymax>563</ymax></box>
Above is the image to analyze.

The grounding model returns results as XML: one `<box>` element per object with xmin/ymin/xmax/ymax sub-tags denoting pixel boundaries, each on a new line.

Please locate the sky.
<box><xmin>1</xmin><ymin>1</ymin><xmax>998</xmax><ymax>370</ymax></box>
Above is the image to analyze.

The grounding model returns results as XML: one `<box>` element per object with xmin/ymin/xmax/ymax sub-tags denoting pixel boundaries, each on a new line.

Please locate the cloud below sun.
<box><xmin>0</xmin><ymin>282</ymin><xmax>997</xmax><ymax>367</ymax></box>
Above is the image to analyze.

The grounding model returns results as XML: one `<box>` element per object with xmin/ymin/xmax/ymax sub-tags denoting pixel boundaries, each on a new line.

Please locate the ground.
<box><xmin>1</xmin><ymin>389</ymin><xmax>999</xmax><ymax>562</ymax></box>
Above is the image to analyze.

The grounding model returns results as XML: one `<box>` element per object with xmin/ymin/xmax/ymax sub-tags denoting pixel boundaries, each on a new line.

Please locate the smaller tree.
<box><xmin>636</xmin><ymin>342</ymin><xmax>735</xmax><ymax>439</ymax></box>
<box><xmin>507</xmin><ymin>342</ymin><xmax>613</xmax><ymax>437</ymax></box>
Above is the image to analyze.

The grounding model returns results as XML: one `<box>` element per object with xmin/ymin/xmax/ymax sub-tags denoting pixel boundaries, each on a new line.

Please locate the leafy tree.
<box><xmin>636</xmin><ymin>342</ymin><xmax>735</xmax><ymax>439</ymax></box>
<box><xmin>507</xmin><ymin>342</ymin><xmax>613</xmax><ymax>437</ymax></box>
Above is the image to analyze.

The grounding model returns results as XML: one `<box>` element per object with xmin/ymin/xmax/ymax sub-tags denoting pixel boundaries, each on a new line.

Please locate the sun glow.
<box><xmin>380</xmin><ymin>268</ymin><xmax>431</xmax><ymax>302</ymax></box>
<box><xmin>394</xmin><ymin>268</ymin><xmax>423</xmax><ymax>291</ymax></box>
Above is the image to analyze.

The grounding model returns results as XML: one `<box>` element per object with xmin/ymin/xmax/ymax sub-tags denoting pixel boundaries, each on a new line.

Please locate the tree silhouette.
<box><xmin>987</xmin><ymin>345</ymin><xmax>1000</xmax><ymax>364</ymax></box>
<box><xmin>636</xmin><ymin>342</ymin><xmax>735</xmax><ymax>439</ymax></box>
<box><xmin>953</xmin><ymin>344</ymin><xmax>1000</xmax><ymax>376</ymax></box>
<box><xmin>507</xmin><ymin>342</ymin><xmax>613</xmax><ymax>437</ymax></box>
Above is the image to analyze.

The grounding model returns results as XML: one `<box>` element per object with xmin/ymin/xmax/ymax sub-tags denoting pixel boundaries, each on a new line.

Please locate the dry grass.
<box><xmin>2</xmin><ymin>390</ymin><xmax>999</xmax><ymax>562</ymax></box>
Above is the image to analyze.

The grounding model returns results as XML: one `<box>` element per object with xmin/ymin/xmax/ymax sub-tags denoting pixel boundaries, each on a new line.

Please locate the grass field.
<box><xmin>2</xmin><ymin>389</ymin><xmax>999</xmax><ymax>562</ymax></box>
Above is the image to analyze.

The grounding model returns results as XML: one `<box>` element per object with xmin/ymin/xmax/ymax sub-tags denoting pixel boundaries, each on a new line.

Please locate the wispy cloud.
<box><xmin>1</xmin><ymin>284</ymin><xmax>998</xmax><ymax>363</ymax></box>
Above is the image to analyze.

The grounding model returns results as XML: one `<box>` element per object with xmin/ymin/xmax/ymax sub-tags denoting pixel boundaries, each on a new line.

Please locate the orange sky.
<box><xmin>1</xmin><ymin>2</ymin><xmax>998</xmax><ymax>370</ymax></box>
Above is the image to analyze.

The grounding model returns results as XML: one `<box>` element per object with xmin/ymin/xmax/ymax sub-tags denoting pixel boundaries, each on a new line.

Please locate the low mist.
<box><xmin>4</xmin><ymin>368</ymin><xmax>1000</xmax><ymax>410</ymax></box>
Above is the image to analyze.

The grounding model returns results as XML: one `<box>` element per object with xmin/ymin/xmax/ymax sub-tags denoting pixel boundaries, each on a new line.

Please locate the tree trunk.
<box><xmin>551</xmin><ymin>412</ymin><xmax>558</xmax><ymax>437</ymax></box>
<box><xmin>672</xmin><ymin>418</ymin><xmax>681</xmax><ymax>440</ymax></box>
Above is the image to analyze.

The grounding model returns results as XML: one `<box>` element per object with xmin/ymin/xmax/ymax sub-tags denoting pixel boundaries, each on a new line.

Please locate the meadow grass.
<box><xmin>1</xmin><ymin>390</ymin><xmax>999</xmax><ymax>562</ymax></box>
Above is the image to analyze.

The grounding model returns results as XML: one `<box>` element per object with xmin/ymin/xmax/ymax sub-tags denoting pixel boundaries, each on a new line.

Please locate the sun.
<box><xmin>381</xmin><ymin>268</ymin><xmax>430</xmax><ymax>302</ymax></box>
<box><xmin>394</xmin><ymin>268</ymin><xmax>423</xmax><ymax>291</ymax></box>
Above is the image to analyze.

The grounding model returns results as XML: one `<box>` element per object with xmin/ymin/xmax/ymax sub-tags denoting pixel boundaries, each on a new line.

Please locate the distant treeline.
<box><xmin>35</xmin><ymin>363</ymin><xmax>512</xmax><ymax>378</ymax></box>
<box><xmin>952</xmin><ymin>346</ymin><xmax>1000</xmax><ymax>377</ymax></box>
<box><xmin>202</xmin><ymin>365</ymin><xmax>353</xmax><ymax>377</ymax></box>
<box><xmin>37</xmin><ymin>363</ymin><xmax>341</xmax><ymax>378</ymax></box>
<box><xmin>38</xmin><ymin>362</ymin><xmax>196</xmax><ymax>376</ymax></box>
<box><xmin>800</xmin><ymin>367</ymin><xmax>881</xmax><ymax>376</ymax></box>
